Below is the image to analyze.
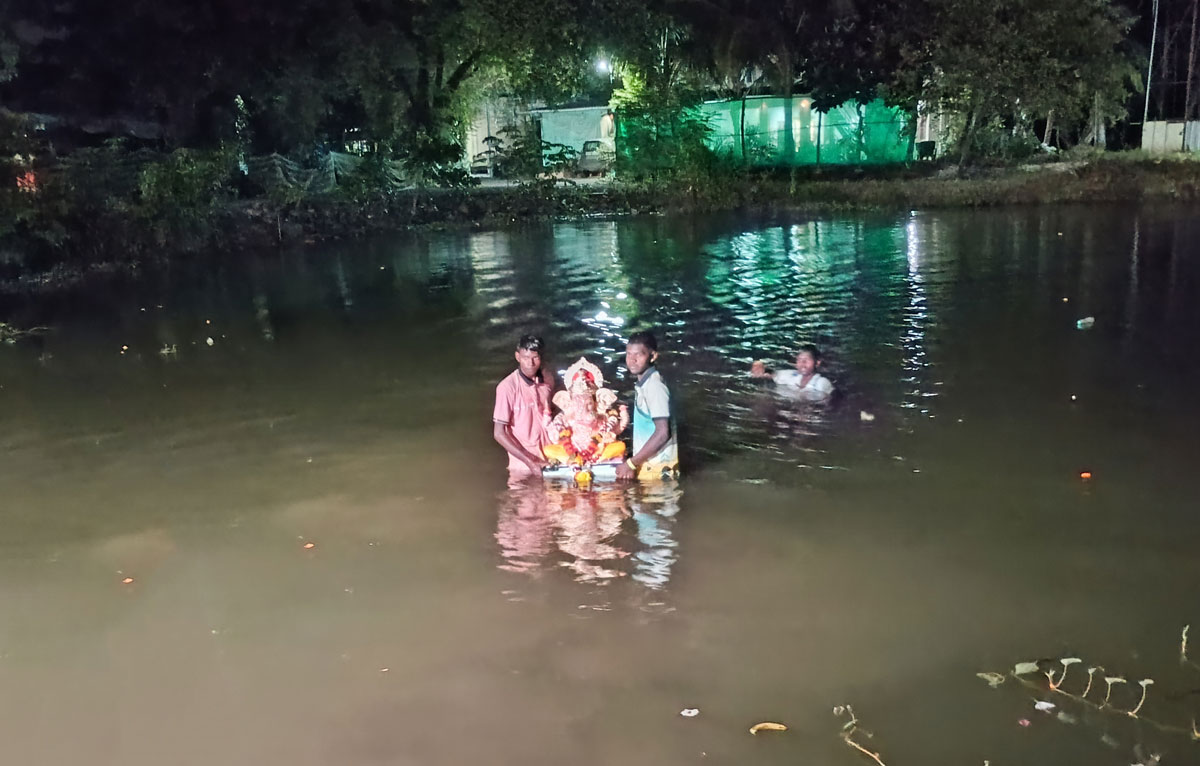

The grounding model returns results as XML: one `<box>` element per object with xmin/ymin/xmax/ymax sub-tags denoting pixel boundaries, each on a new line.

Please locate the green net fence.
<box><xmin>699</xmin><ymin>97</ymin><xmax>912</xmax><ymax>166</ymax></box>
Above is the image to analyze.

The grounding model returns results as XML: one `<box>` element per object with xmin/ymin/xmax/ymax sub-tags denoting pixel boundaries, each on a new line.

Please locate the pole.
<box><xmin>1186</xmin><ymin>0</ymin><xmax>1199</xmax><ymax>149</ymax></box>
<box><xmin>1143</xmin><ymin>0</ymin><xmax>1160</xmax><ymax>130</ymax></box>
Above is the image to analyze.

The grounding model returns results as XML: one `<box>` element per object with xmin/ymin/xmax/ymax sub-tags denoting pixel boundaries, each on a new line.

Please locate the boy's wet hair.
<box><xmin>516</xmin><ymin>334</ymin><xmax>544</xmax><ymax>352</ymax></box>
<box><xmin>627</xmin><ymin>331</ymin><xmax>658</xmax><ymax>352</ymax></box>
<box><xmin>798</xmin><ymin>343</ymin><xmax>822</xmax><ymax>361</ymax></box>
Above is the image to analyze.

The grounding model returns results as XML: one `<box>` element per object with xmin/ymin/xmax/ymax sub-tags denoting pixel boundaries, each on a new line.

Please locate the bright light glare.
<box><xmin>596</xmin><ymin>59</ymin><xmax>610</xmax><ymax>73</ymax></box>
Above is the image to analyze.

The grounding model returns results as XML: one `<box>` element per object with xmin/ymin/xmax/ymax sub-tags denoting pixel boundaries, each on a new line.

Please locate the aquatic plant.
<box><xmin>833</xmin><ymin>704</ymin><xmax>887</xmax><ymax>766</ymax></box>
<box><xmin>974</xmin><ymin>629</ymin><xmax>1200</xmax><ymax>763</ymax></box>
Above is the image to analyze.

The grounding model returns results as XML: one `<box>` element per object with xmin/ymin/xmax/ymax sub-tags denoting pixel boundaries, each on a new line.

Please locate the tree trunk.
<box><xmin>958</xmin><ymin>103</ymin><xmax>979</xmax><ymax>170</ymax></box>
<box><xmin>1159</xmin><ymin>9</ymin><xmax>1174</xmax><ymax>120</ymax></box>
<box><xmin>740</xmin><ymin>93</ymin><xmax>747</xmax><ymax>165</ymax></box>
<box><xmin>1043</xmin><ymin>110</ymin><xmax>1055</xmax><ymax>146</ymax></box>
<box><xmin>1091</xmin><ymin>92</ymin><xmax>1106</xmax><ymax>148</ymax></box>
<box><xmin>904</xmin><ymin>105</ymin><xmax>916</xmax><ymax>163</ymax></box>
<box><xmin>781</xmin><ymin>57</ymin><xmax>795</xmax><ymax>165</ymax></box>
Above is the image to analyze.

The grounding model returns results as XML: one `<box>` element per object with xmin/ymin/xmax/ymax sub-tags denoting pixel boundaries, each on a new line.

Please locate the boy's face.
<box><xmin>515</xmin><ymin>348</ymin><xmax>542</xmax><ymax>379</ymax></box>
<box><xmin>625</xmin><ymin>342</ymin><xmax>656</xmax><ymax>377</ymax></box>
<box><xmin>794</xmin><ymin>351</ymin><xmax>818</xmax><ymax>376</ymax></box>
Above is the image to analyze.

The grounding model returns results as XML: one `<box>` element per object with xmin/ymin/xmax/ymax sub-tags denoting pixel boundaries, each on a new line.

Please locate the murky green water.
<box><xmin>2</xmin><ymin>207</ymin><xmax>1199</xmax><ymax>765</ymax></box>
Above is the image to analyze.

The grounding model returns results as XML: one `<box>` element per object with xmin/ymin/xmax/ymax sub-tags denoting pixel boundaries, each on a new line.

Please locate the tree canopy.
<box><xmin>0</xmin><ymin>0</ymin><xmax>1147</xmax><ymax>167</ymax></box>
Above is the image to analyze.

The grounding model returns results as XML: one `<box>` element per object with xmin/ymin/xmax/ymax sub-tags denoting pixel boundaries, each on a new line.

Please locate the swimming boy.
<box><xmin>616</xmin><ymin>331</ymin><xmax>679</xmax><ymax>481</ymax></box>
<box><xmin>751</xmin><ymin>343</ymin><xmax>834</xmax><ymax>400</ymax></box>
<box><xmin>493</xmin><ymin>334</ymin><xmax>556</xmax><ymax>477</ymax></box>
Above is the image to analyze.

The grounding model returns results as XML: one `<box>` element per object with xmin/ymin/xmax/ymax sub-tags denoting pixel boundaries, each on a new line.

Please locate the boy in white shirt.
<box><xmin>750</xmin><ymin>343</ymin><xmax>834</xmax><ymax>400</ymax></box>
<box><xmin>616</xmin><ymin>331</ymin><xmax>679</xmax><ymax>481</ymax></box>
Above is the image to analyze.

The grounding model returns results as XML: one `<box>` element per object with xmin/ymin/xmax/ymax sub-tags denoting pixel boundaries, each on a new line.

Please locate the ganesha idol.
<box><xmin>542</xmin><ymin>357</ymin><xmax>629</xmax><ymax>482</ymax></box>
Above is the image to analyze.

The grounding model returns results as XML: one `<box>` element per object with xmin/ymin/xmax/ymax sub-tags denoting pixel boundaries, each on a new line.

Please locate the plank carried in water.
<box><xmin>541</xmin><ymin>461</ymin><xmax>621</xmax><ymax>482</ymax></box>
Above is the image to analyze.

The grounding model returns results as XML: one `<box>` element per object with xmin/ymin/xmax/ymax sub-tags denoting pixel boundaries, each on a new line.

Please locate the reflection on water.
<box><xmin>3</xmin><ymin>206</ymin><xmax>1200</xmax><ymax>766</ymax></box>
<box><xmin>496</xmin><ymin>481</ymin><xmax>680</xmax><ymax>590</ymax></box>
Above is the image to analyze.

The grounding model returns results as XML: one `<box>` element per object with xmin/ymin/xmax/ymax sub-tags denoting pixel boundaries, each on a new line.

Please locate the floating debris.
<box><xmin>1075</xmin><ymin>316</ymin><xmax>1096</xmax><ymax>330</ymax></box>
<box><xmin>680</xmin><ymin>708</ymin><xmax>699</xmax><ymax>717</ymax></box>
<box><xmin>749</xmin><ymin>722</ymin><xmax>787</xmax><ymax>734</ymax></box>
<box><xmin>834</xmin><ymin>705</ymin><xmax>886</xmax><ymax>766</ymax></box>
<box><xmin>302</xmin><ymin>542</ymin><xmax>315</xmax><ymax>549</ymax></box>
<box><xmin>0</xmin><ymin>322</ymin><xmax>49</xmax><ymax>343</ymax></box>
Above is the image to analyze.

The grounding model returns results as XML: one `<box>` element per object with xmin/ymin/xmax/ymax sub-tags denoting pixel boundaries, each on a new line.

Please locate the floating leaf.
<box><xmin>1034</xmin><ymin>700</ymin><xmax>1056</xmax><ymax>712</ymax></box>
<box><xmin>750</xmin><ymin>722</ymin><xmax>788</xmax><ymax>735</ymax></box>
<box><xmin>1138</xmin><ymin>679</ymin><xmax>1155</xmax><ymax>687</ymax></box>
<box><xmin>1104</xmin><ymin>676</ymin><xmax>1127</xmax><ymax>685</ymax></box>
<box><xmin>1060</xmin><ymin>657</ymin><xmax>1081</xmax><ymax>666</ymax></box>
<box><xmin>1013</xmin><ymin>662</ymin><xmax>1040</xmax><ymax>675</ymax></box>
<box><xmin>976</xmin><ymin>672</ymin><xmax>1006</xmax><ymax>688</ymax></box>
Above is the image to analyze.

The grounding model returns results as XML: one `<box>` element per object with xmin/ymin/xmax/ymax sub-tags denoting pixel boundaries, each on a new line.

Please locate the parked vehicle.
<box><xmin>576</xmin><ymin>140</ymin><xmax>613</xmax><ymax>175</ymax></box>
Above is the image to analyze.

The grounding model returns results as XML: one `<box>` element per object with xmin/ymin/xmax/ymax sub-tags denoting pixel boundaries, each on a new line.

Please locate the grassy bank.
<box><xmin>3</xmin><ymin>153</ymin><xmax>1199</xmax><ymax>288</ymax></box>
<box><xmin>223</xmin><ymin>154</ymin><xmax>1200</xmax><ymax>246</ymax></box>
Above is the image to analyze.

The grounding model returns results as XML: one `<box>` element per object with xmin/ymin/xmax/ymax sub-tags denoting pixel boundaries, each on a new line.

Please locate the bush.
<box><xmin>136</xmin><ymin>146</ymin><xmax>238</xmax><ymax>244</ymax></box>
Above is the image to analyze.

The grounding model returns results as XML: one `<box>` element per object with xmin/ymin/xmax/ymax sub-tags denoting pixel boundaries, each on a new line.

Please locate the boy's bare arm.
<box><xmin>617</xmin><ymin>418</ymin><xmax>671</xmax><ymax>479</ymax></box>
<box><xmin>493</xmin><ymin>421</ymin><xmax>547</xmax><ymax>471</ymax></box>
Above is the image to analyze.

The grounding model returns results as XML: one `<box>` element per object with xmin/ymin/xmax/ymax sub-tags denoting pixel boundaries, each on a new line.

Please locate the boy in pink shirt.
<box><xmin>493</xmin><ymin>335</ymin><xmax>556</xmax><ymax>477</ymax></box>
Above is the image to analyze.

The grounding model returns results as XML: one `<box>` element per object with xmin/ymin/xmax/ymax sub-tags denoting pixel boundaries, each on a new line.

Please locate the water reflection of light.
<box><xmin>902</xmin><ymin>216</ymin><xmax>936</xmax><ymax>415</ymax></box>
<box><xmin>334</xmin><ymin>256</ymin><xmax>353</xmax><ymax>311</ymax></box>
<box><xmin>495</xmin><ymin>482</ymin><xmax>681</xmax><ymax>591</ymax></box>
<box><xmin>906</xmin><ymin>218</ymin><xmax>920</xmax><ymax>272</ymax></box>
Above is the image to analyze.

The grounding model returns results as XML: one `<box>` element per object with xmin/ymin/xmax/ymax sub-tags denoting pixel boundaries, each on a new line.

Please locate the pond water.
<box><xmin>2</xmin><ymin>207</ymin><xmax>1199</xmax><ymax>765</ymax></box>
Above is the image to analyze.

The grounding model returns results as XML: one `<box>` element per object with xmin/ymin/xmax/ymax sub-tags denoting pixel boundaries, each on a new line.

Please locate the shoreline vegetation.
<box><xmin>1</xmin><ymin>152</ymin><xmax>1199</xmax><ymax>301</ymax></box>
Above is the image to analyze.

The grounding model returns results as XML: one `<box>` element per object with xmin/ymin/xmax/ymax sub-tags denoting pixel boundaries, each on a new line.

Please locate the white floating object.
<box><xmin>1013</xmin><ymin>661</ymin><xmax>1040</xmax><ymax>675</ymax></box>
<box><xmin>859</xmin><ymin>411</ymin><xmax>875</xmax><ymax>422</ymax></box>
<box><xmin>680</xmin><ymin>708</ymin><xmax>699</xmax><ymax>717</ymax></box>
<box><xmin>205</xmin><ymin>337</ymin><xmax>215</xmax><ymax>346</ymax></box>
<box><xmin>1034</xmin><ymin>700</ymin><xmax>1056</xmax><ymax>712</ymax></box>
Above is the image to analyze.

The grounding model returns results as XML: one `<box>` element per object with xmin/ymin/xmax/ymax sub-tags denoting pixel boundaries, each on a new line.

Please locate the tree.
<box><xmin>0</xmin><ymin>0</ymin><xmax>602</xmax><ymax>166</ymax></box>
<box><xmin>674</xmin><ymin>0</ymin><xmax>907</xmax><ymax>164</ymax></box>
<box><xmin>890</xmin><ymin>0</ymin><xmax>1138</xmax><ymax>164</ymax></box>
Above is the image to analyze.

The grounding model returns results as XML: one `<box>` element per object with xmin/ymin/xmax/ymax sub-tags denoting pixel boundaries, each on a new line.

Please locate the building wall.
<box><xmin>536</xmin><ymin>106</ymin><xmax>615</xmax><ymax>153</ymax></box>
<box><xmin>464</xmin><ymin>98</ymin><xmax>525</xmax><ymax>168</ymax></box>
<box><xmin>1141</xmin><ymin>121</ymin><xmax>1200</xmax><ymax>152</ymax></box>
<box><xmin>698</xmin><ymin>96</ymin><xmax>912</xmax><ymax>165</ymax></box>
